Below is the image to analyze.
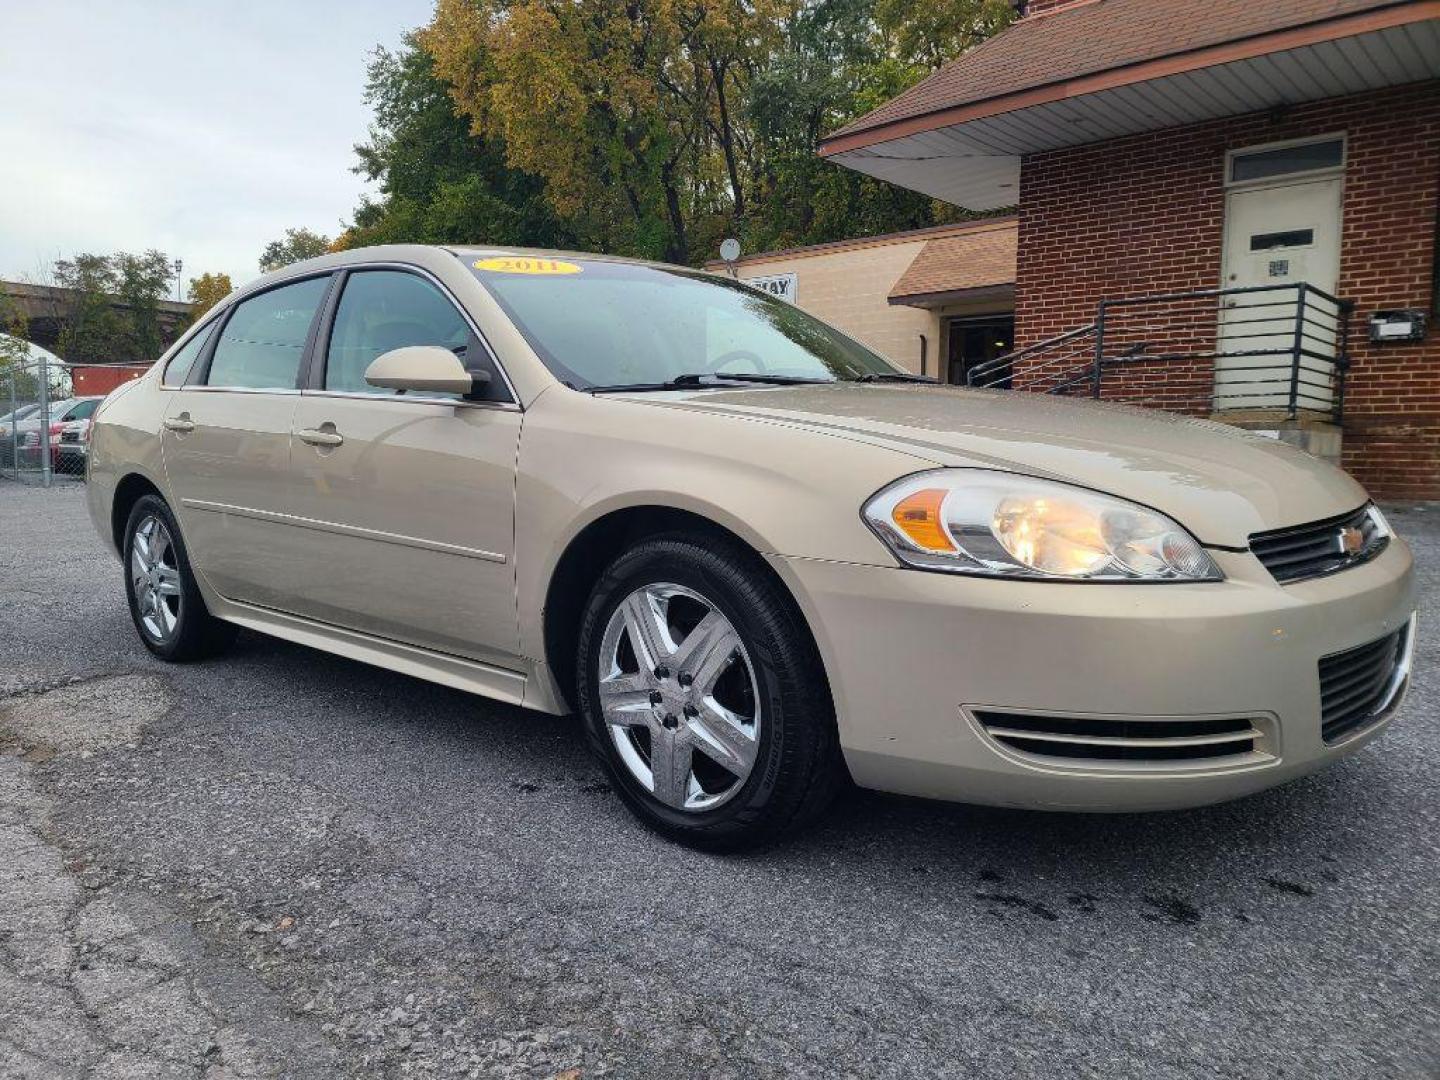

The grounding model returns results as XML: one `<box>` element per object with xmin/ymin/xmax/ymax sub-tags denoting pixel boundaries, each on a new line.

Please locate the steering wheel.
<box><xmin>705</xmin><ymin>348</ymin><xmax>766</xmax><ymax>374</ymax></box>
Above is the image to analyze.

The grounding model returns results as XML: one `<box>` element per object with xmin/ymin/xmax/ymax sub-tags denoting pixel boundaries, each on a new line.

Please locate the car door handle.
<box><xmin>298</xmin><ymin>427</ymin><xmax>344</xmax><ymax>447</ymax></box>
<box><xmin>163</xmin><ymin>415</ymin><xmax>195</xmax><ymax>433</ymax></box>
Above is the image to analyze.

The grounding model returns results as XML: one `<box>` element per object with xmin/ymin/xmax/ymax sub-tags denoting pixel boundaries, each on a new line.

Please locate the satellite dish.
<box><xmin>719</xmin><ymin>238</ymin><xmax>741</xmax><ymax>263</ymax></box>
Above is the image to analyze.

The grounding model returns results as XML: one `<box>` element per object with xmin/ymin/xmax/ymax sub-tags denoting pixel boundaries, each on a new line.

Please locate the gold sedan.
<box><xmin>87</xmin><ymin>246</ymin><xmax>1415</xmax><ymax>848</ymax></box>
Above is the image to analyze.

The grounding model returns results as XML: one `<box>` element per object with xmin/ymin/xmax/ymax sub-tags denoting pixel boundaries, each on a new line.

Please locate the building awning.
<box><xmin>819</xmin><ymin>0</ymin><xmax>1440</xmax><ymax>210</ymax></box>
<box><xmin>887</xmin><ymin>221</ymin><xmax>1017</xmax><ymax>308</ymax></box>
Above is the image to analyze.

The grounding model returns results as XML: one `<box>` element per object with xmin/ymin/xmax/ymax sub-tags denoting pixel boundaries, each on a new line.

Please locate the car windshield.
<box><xmin>465</xmin><ymin>255</ymin><xmax>900</xmax><ymax>390</ymax></box>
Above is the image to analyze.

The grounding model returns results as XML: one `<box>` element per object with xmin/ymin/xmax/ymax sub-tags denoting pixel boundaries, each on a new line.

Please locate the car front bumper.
<box><xmin>771</xmin><ymin>538</ymin><xmax>1416</xmax><ymax>811</ymax></box>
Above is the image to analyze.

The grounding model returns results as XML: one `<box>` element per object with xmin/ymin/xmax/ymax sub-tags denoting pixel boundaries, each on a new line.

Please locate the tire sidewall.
<box><xmin>123</xmin><ymin>494</ymin><xmax>200</xmax><ymax>661</ymax></box>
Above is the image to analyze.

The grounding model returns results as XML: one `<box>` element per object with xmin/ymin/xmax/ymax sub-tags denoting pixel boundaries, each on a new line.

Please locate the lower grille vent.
<box><xmin>1319</xmin><ymin>622</ymin><xmax>1411</xmax><ymax>744</ymax></box>
<box><xmin>974</xmin><ymin>711</ymin><xmax>1265</xmax><ymax>766</ymax></box>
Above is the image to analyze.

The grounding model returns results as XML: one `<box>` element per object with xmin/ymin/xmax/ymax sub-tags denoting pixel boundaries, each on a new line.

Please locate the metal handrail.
<box><xmin>969</xmin><ymin>282</ymin><xmax>1352</xmax><ymax>422</ymax></box>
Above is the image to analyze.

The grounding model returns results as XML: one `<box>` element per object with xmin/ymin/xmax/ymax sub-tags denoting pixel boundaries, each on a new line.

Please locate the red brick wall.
<box><xmin>1015</xmin><ymin>81</ymin><xmax>1440</xmax><ymax>500</ymax></box>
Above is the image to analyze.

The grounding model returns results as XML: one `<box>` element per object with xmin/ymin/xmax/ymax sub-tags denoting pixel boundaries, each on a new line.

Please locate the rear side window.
<box><xmin>206</xmin><ymin>277</ymin><xmax>329</xmax><ymax>389</ymax></box>
<box><xmin>161</xmin><ymin>325</ymin><xmax>212</xmax><ymax>387</ymax></box>
<box><xmin>324</xmin><ymin>270</ymin><xmax>472</xmax><ymax>396</ymax></box>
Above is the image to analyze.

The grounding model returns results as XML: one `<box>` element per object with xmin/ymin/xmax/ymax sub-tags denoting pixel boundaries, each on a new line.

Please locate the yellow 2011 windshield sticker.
<box><xmin>473</xmin><ymin>256</ymin><xmax>582</xmax><ymax>275</ymax></box>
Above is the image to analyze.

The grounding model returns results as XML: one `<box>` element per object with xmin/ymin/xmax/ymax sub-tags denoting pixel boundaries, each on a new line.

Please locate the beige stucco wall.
<box><xmin>727</xmin><ymin>239</ymin><xmax>940</xmax><ymax>376</ymax></box>
<box><xmin>722</xmin><ymin>232</ymin><xmax>1014</xmax><ymax>381</ymax></box>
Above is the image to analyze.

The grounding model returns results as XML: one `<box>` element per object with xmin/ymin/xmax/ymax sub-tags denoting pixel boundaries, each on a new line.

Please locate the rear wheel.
<box><xmin>123</xmin><ymin>494</ymin><xmax>236</xmax><ymax>662</ymax></box>
<box><xmin>576</xmin><ymin>535</ymin><xmax>842</xmax><ymax>849</ymax></box>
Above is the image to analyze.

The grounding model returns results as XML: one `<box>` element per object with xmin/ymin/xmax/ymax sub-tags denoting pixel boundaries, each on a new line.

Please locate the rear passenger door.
<box><xmin>162</xmin><ymin>274</ymin><xmax>331</xmax><ymax>608</ymax></box>
<box><xmin>284</xmin><ymin>267</ymin><xmax>523</xmax><ymax>664</ymax></box>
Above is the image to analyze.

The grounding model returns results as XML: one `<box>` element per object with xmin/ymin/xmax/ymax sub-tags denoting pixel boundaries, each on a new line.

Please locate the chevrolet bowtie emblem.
<box><xmin>1339</xmin><ymin>525</ymin><xmax>1365</xmax><ymax>555</ymax></box>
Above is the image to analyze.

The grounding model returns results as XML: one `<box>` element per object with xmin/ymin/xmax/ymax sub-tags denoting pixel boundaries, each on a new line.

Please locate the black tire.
<box><xmin>122</xmin><ymin>493</ymin><xmax>237</xmax><ymax>662</ymax></box>
<box><xmin>576</xmin><ymin>533</ymin><xmax>843</xmax><ymax>850</ymax></box>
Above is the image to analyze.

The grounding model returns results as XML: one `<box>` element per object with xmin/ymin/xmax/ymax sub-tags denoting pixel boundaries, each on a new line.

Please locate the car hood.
<box><xmin>618</xmin><ymin>382</ymin><xmax>1368</xmax><ymax>548</ymax></box>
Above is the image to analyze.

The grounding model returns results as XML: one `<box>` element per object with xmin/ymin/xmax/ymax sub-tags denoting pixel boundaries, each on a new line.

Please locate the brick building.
<box><xmin>820</xmin><ymin>0</ymin><xmax>1440</xmax><ymax>499</ymax></box>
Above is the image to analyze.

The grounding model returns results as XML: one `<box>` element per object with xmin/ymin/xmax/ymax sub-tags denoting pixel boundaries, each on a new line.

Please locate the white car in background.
<box><xmin>55</xmin><ymin>411</ymin><xmax>100</xmax><ymax>475</ymax></box>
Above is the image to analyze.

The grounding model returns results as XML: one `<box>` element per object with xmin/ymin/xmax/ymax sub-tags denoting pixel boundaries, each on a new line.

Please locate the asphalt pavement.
<box><xmin>1</xmin><ymin>480</ymin><xmax>1436</xmax><ymax>1078</ymax></box>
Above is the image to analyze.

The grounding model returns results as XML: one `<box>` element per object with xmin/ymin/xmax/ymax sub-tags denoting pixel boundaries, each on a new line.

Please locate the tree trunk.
<box><xmin>708</xmin><ymin>56</ymin><xmax>745</xmax><ymax>221</ymax></box>
<box><xmin>661</xmin><ymin>160</ymin><xmax>688</xmax><ymax>264</ymax></box>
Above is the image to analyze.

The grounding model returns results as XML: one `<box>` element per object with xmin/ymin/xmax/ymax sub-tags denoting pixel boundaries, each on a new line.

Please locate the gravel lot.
<box><xmin>1</xmin><ymin>480</ymin><xmax>1437</xmax><ymax>1079</ymax></box>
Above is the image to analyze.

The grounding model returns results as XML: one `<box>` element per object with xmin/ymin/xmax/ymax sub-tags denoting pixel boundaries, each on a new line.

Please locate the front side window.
<box><xmin>65</xmin><ymin>399</ymin><xmax>100</xmax><ymax>421</ymax></box>
<box><xmin>466</xmin><ymin>256</ymin><xmax>898</xmax><ymax>390</ymax></box>
<box><xmin>324</xmin><ymin>271</ymin><xmax>472</xmax><ymax>396</ymax></box>
<box><xmin>161</xmin><ymin>324</ymin><xmax>213</xmax><ymax>387</ymax></box>
<box><xmin>206</xmin><ymin>276</ymin><xmax>329</xmax><ymax>389</ymax></box>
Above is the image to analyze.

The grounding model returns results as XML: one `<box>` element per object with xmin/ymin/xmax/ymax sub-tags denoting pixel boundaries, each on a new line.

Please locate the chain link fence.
<box><xmin>1</xmin><ymin>354</ymin><xmax>78</xmax><ymax>486</ymax></box>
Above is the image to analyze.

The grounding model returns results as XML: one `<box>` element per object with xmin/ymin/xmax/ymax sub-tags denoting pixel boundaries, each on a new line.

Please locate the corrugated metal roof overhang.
<box><xmin>822</xmin><ymin>13</ymin><xmax>1440</xmax><ymax>211</ymax></box>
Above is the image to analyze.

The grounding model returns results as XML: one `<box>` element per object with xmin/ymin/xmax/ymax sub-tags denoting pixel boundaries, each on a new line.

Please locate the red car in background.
<box><xmin>1</xmin><ymin>397</ymin><xmax>105</xmax><ymax>474</ymax></box>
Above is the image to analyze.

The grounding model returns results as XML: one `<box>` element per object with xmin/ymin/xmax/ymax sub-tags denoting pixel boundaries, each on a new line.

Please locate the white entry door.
<box><xmin>1216</xmin><ymin>176</ymin><xmax>1342</xmax><ymax>412</ymax></box>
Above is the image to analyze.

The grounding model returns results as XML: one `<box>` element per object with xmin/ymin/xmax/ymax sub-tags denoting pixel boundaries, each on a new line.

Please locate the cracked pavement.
<box><xmin>0</xmin><ymin>481</ymin><xmax>1437</xmax><ymax>1078</ymax></box>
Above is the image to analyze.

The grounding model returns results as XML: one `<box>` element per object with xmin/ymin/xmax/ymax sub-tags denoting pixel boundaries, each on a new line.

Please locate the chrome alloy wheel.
<box><xmin>130</xmin><ymin>514</ymin><xmax>182</xmax><ymax>642</ymax></box>
<box><xmin>597</xmin><ymin>583</ymin><xmax>761</xmax><ymax>812</ymax></box>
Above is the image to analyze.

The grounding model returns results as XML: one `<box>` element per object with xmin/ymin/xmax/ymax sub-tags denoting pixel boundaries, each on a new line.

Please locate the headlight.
<box><xmin>862</xmin><ymin>470</ymin><xmax>1222</xmax><ymax>581</ymax></box>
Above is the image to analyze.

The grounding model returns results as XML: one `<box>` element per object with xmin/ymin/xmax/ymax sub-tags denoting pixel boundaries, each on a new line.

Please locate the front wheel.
<box><xmin>123</xmin><ymin>494</ymin><xmax>237</xmax><ymax>662</ymax></box>
<box><xmin>576</xmin><ymin>535</ymin><xmax>842</xmax><ymax>849</ymax></box>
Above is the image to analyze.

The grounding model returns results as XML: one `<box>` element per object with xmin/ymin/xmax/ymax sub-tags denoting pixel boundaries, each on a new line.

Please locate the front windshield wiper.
<box><xmin>850</xmin><ymin>371</ymin><xmax>938</xmax><ymax>383</ymax></box>
<box><xmin>589</xmin><ymin>372</ymin><xmax>831</xmax><ymax>394</ymax></box>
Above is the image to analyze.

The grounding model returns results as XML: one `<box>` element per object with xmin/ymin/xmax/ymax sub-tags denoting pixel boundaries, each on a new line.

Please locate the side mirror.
<box><xmin>364</xmin><ymin>345</ymin><xmax>491</xmax><ymax>398</ymax></box>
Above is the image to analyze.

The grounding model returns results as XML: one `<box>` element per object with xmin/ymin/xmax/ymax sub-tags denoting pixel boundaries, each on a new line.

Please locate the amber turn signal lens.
<box><xmin>891</xmin><ymin>488</ymin><xmax>956</xmax><ymax>552</ymax></box>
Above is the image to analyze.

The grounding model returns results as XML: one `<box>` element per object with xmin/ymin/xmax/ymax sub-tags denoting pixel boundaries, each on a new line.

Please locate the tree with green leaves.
<box><xmin>187</xmin><ymin>272</ymin><xmax>233</xmax><ymax>318</ymax></box>
<box><xmin>376</xmin><ymin>0</ymin><xmax>1013</xmax><ymax>265</ymax></box>
<box><xmin>336</xmin><ymin>34</ymin><xmax>572</xmax><ymax>253</ymax></box>
<box><xmin>51</xmin><ymin>250</ymin><xmax>180</xmax><ymax>365</ymax></box>
<box><xmin>0</xmin><ymin>294</ymin><xmax>32</xmax><ymax>374</ymax></box>
<box><xmin>52</xmin><ymin>254</ymin><xmax>124</xmax><ymax>365</ymax></box>
<box><xmin>259</xmin><ymin>228</ymin><xmax>333</xmax><ymax>273</ymax></box>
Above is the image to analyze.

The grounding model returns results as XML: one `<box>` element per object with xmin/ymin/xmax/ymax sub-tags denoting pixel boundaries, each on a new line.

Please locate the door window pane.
<box><xmin>161</xmin><ymin>325</ymin><xmax>212</xmax><ymax>387</ymax></box>
<box><xmin>1230</xmin><ymin>139</ymin><xmax>1343</xmax><ymax>184</ymax></box>
<box><xmin>325</xmin><ymin>271</ymin><xmax>471</xmax><ymax>396</ymax></box>
<box><xmin>207</xmin><ymin>277</ymin><xmax>328</xmax><ymax>389</ymax></box>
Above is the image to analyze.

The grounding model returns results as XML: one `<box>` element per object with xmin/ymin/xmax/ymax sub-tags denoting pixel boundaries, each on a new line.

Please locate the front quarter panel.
<box><xmin>86</xmin><ymin>373</ymin><xmax>169</xmax><ymax>556</ymax></box>
<box><xmin>513</xmin><ymin>387</ymin><xmax>929</xmax><ymax>664</ymax></box>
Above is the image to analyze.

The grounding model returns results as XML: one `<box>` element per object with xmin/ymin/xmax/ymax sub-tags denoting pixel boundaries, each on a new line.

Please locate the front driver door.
<box><xmin>285</xmin><ymin>267</ymin><xmax>522</xmax><ymax>665</ymax></box>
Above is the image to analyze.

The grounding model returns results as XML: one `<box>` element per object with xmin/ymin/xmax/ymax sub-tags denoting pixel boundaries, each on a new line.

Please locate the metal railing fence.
<box><xmin>968</xmin><ymin>283</ymin><xmax>1353</xmax><ymax>423</ymax></box>
<box><xmin>1</xmin><ymin>354</ymin><xmax>75</xmax><ymax>486</ymax></box>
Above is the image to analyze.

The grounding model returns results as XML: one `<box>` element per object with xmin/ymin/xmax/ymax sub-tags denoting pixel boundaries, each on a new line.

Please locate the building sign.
<box><xmin>743</xmin><ymin>272</ymin><xmax>797</xmax><ymax>303</ymax></box>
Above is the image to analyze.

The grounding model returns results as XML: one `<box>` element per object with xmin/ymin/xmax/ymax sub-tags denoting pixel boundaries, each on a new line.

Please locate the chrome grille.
<box><xmin>1319</xmin><ymin>622</ymin><xmax>1411</xmax><ymax>745</ymax></box>
<box><xmin>974</xmin><ymin>711</ymin><xmax>1266</xmax><ymax>766</ymax></box>
<box><xmin>1249</xmin><ymin>504</ymin><xmax>1388</xmax><ymax>584</ymax></box>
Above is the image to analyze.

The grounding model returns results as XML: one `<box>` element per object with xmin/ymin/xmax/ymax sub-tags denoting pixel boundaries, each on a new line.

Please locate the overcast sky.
<box><xmin>1</xmin><ymin>0</ymin><xmax>434</xmax><ymax>294</ymax></box>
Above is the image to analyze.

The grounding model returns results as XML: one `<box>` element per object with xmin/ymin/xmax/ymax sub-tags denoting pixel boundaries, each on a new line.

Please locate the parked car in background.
<box><xmin>85</xmin><ymin>246</ymin><xmax>1415</xmax><ymax>849</ymax></box>
<box><xmin>55</xmin><ymin>409</ymin><xmax>100</xmax><ymax>475</ymax></box>
<box><xmin>0</xmin><ymin>402</ymin><xmax>40</xmax><ymax>428</ymax></box>
<box><xmin>1</xmin><ymin>397</ymin><xmax>104</xmax><ymax>471</ymax></box>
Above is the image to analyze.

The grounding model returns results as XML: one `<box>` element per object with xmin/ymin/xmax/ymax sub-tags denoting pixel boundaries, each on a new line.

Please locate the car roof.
<box><xmin>446</xmin><ymin>246</ymin><xmax>694</xmax><ymax>273</ymax></box>
<box><xmin>258</xmin><ymin>243</ymin><xmax>709</xmax><ymax>281</ymax></box>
